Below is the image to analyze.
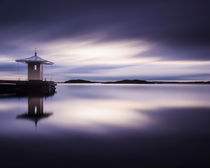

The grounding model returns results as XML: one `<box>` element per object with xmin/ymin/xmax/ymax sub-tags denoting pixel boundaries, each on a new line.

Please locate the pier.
<box><xmin>0</xmin><ymin>80</ymin><xmax>56</xmax><ymax>96</ymax></box>
<box><xmin>0</xmin><ymin>50</ymin><xmax>56</xmax><ymax>96</ymax></box>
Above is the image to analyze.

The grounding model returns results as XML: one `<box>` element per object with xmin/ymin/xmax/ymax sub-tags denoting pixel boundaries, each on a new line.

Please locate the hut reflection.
<box><xmin>17</xmin><ymin>96</ymin><xmax>52</xmax><ymax>126</ymax></box>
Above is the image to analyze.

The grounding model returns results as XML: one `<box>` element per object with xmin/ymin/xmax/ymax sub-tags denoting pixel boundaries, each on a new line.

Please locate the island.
<box><xmin>64</xmin><ymin>79</ymin><xmax>98</xmax><ymax>83</ymax></box>
<box><xmin>64</xmin><ymin>79</ymin><xmax>210</xmax><ymax>84</ymax></box>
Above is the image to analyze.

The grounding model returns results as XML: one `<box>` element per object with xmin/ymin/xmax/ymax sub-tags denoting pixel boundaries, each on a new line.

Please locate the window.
<box><xmin>34</xmin><ymin>106</ymin><xmax>37</xmax><ymax>114</ymax></box>
<box><xmin>34</xmin><ymin>64</ymin><xmax>37</xmax><ymax>70</ymax></box>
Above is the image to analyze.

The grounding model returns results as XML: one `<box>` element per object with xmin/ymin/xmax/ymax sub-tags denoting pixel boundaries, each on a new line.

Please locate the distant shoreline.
<box><xmin>63</xmin><ymin>79</ymin><xmax>210</xmax><ymax>84</ymax></box>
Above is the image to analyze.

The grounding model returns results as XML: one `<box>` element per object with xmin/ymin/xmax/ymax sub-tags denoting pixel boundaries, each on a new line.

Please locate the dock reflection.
<box><xmin>16</xmin><ymin>95</ymin><xmax>53</xmax><ymax>126</ymax></box>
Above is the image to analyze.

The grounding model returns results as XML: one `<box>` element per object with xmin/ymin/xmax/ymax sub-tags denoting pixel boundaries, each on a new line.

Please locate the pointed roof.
<box><xmin>16</xmin><ymin>49</ymin><xmax>54</xmax><ymax>65</ymax></box>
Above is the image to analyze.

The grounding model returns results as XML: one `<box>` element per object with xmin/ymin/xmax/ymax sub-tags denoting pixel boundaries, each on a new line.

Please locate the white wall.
<box><xmin>28</xmin><ymin>63</ymin><xmax>43</xmax><ymax>80</ymax></box>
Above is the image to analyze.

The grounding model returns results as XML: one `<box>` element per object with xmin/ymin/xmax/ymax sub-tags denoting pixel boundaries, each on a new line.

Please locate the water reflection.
<box><xmin>16</xmin><ymin>96</ymin><xmax>53</xmax><ymax>126</ymax></box>
<box><xmin>0</xmin><ymin>84</ymin><xmax>210</xmax><ymax>167</ymax></box>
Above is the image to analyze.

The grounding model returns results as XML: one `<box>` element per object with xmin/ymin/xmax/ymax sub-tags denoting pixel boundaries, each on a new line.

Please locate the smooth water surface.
<box><xmin>0</xmin><ymin>84</ymin><xmax>210</xmax><ymax>167</ymax></box>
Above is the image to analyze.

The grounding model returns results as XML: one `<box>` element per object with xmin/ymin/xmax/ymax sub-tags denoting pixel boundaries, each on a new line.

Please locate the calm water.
<box><xmin>0</xmin><ymin>84</ymin><xmax>210</xmax><ymax>167</ymax></box>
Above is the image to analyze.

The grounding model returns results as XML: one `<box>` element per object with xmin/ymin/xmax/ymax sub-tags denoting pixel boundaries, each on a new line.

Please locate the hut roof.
<box><xmin>16</xmin><ymin>50</ymin><xmax>53</xmax><ymax>65</ymax></box>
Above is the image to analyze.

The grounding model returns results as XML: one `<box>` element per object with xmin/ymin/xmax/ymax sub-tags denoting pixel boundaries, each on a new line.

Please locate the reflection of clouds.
<box><xmin>46</xmin><ymin>97</ymin><xmax>210</xmax><ymax>130</ymax></box>
<box><xmin>0</xmin><ymin>102</ymin><xmax>26</xmax><ymax>111</ymax></box>
<box><xmin>43</xmin><ymin>84</ymin><xmax>210</xmax><ymax>133</ymax></box>
<box><xmin>54</xmin><ymin>85</ymin><xmax>210</xmax><ymax>108</ymax></box>
<box><xmin>138</xmin><ymin>107</ymin><xmax>210</xmax><ymax>134</ymax></box>
<box><xmin>0</xmin><ymin>85</ymin><xmax>210</xmax><ymax>135</ymax></box>
<box><xmin>45</xmin><ymin>100</ymin><xmax>151</xmax><ymax>133</ymax></box>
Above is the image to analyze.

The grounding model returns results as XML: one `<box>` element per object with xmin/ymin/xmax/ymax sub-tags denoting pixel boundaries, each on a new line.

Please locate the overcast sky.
<box><xmin>0</xmin><ymin>0</ymin><xmax>209</xmax><ymax>81</ymax></box>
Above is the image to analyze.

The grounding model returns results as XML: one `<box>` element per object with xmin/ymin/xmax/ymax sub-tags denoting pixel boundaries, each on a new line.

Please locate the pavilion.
<box><xmin>16</xmin><ymin>49</ymin><xmax>54</xmax><ymax>81</ymax></box>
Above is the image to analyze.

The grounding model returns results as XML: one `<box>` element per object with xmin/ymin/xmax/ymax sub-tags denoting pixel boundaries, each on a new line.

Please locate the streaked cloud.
<box><xmin>0</xmin><ymin>0</ymin><xmax>209</xmax><ymax>81</ymax></box>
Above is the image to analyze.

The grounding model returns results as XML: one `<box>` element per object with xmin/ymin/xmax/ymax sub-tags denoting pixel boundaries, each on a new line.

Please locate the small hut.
<box><xmin>16</xmin><ymin>49</ymin><xmax>53</xmax><ymax>81</ymax></box>
<box><xmin>0</xmin><ymin>50</ymin><xmax>56</xmax><ymax>95</ymax></box>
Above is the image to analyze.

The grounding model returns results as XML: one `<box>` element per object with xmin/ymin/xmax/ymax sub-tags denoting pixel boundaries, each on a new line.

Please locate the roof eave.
<box><xmin>16</xmin><ymin>59</ymin><xmax>27</xmax><ymax>63</ymax></box>
<box><xmin>45</xmin><ymin>61</ymin><xmax>54</xmax><ymax>65</ymax></box>
<box><xmin>16</xmin><ymin>60</ymin><xmax>54</xmax><ymax>65</ymax></box>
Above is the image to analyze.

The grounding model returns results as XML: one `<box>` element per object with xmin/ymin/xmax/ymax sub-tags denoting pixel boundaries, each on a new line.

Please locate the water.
<box><xmin>0</xmin><ymin>84</ymin><xmax>210</xmax><ymax>167</ymax></box>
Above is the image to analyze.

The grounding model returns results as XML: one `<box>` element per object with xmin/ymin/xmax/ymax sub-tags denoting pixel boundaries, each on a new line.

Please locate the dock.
<box><xmin>0</xmin><ymin>80</ymin><xmax>56</xmax><ymax>96</ymax></box>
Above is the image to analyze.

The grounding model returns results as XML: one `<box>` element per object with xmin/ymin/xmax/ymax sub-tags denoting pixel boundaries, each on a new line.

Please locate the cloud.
<box><xmin>0</xmin><ymin>0</ymin><xmax>209</xmax><ymax>80</ymax></box>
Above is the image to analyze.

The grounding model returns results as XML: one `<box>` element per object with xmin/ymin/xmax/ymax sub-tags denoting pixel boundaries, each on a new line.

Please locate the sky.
<box><xmin>0</xmin><ymin>0</ymin><xmax>209</xmax><ymax>81</ymax></box>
